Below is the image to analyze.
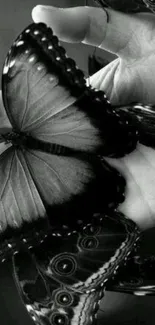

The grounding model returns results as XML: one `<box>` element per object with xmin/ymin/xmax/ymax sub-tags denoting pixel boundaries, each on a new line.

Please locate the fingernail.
<box><xmin>33</xmin><ymin>5</ymin><xmax>60</xmax><ymax>12</ymax></box>
<box><xmin>32</xmin><ymin>5</ymin><xmax>60</xmax><ymax>22</ymax></box>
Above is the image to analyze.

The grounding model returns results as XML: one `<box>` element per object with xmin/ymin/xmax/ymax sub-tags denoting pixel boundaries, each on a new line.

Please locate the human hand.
<box><xmin>32</xmin><ymin>5</ymin><xmax>155</xmax><ymax>230</ymax></box>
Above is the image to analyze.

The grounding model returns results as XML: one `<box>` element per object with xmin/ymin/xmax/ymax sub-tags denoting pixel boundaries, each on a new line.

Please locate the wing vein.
<box><xmin>27</xmin><ymin>150</ymin><xmax>71</xmax><ymax>194</ymax></box>
<box><xmin>27</xmin><ymin>93</ymin><xmax>71</xmax><ymax>131</ymax></box>
<box><xmin>41</xmin><ymin>124</ymin><xmax>93</xmax><ymax>136</ymax></box>
<box><xmin>17</xmin><ymin>151</ymin><xmax>44</xmax><ymax>217</ymax></box>
<box><xmin>0</xmin><ymin>152</ymin><xmax>14</xmax><ymax>199</ymax></box>
<box><xmin>20</xmin><ymin>71</ymin><xmax>30</xmax><ymax>129</ymax></box>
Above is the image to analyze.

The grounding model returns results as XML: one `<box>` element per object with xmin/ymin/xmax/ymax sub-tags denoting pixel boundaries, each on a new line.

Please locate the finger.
<box><xmin>32</xmin><ymin>5</ymin><xmax>142</xmax><ymax>56</ymax></box>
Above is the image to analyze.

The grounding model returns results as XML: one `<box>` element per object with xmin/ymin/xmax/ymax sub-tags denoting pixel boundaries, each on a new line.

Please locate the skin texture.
<box><xmin>1</xmin><ymin>4</ymin><xmax>153</xmax><ymax>231</ymax></box>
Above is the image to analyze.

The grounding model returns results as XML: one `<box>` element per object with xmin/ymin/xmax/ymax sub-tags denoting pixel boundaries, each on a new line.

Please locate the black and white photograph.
<box><xmin>0</xmin><ymin>1</ymin><xmax>155</xmax><ymax>324</ymax></box>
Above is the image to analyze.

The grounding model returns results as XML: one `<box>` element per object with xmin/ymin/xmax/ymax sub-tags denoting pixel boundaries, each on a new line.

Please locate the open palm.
<box><xmin>31</xmin><ymin>5</ymin><xmax>155</xmax><ymax>230</ymax></box>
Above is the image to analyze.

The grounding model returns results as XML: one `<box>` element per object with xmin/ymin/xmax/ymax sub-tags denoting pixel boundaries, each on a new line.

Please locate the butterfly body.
<box><xmin>1</xmin><ymin>130</ymin><xmax>27</xmax><ymax>147</ymax></box>
<box><xmin>1</xmin><ymin>130</ymin><xmax>79</xmax><ymax>156</ymax></box>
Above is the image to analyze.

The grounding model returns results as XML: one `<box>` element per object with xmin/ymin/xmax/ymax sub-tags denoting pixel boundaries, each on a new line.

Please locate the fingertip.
<box><xmin>32</xmin><ymin>5</ymin><xmax>56</xmax><ymax>22</ymax></box>
<box><xmin>32</xmin><ymin>5</ymin><xmax>62</xmax><ymax>23</ymax></box>
<box><xmin>32</xmin><ymin>5</ymin><xmax>44</xmax><ymax>23</ymax></box>
<box><xmin>31</xmin><ymin>5</ymin><xmax>88</xmax><ymax>43</ymax></box>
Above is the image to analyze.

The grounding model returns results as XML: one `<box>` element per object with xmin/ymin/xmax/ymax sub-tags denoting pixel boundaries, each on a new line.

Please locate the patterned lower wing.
<box><xmin>11</xmin><ymin>212</ymin><xmax>139</xmax><ymax>325</ymax></box>
<box><xmin>13</xmin><ymin>251</ymin><xmax>104</xmax><ymax>325</ymax></box>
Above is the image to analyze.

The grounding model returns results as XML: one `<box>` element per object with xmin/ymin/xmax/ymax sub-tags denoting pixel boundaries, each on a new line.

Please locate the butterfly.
<box><xmin>0</xmin><ymin>22</ymin><xmax>139</xmax><ymax>233</ymax></box>
<box><xmin>0</xmin><ymin>22</ymin><xmax>141</xmax><ymax>325</ymax></box>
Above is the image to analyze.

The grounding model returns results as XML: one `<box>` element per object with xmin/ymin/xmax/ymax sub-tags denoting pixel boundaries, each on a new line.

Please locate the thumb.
<box><xmin>31</xmin><ymin>5</ymin><xmax>144</xmax><ymax>57</ymax></box>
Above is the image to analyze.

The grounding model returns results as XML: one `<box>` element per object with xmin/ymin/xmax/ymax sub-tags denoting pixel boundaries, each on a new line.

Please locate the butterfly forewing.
<box><xmin>0</xmin><ymin>22</ymin><xmax>129</xmax><ymax>223</ymax></box>
<box><xmin>2</xmin><ymin>23</ymin><xmax>103</xmax><ymax>154</ymax></box>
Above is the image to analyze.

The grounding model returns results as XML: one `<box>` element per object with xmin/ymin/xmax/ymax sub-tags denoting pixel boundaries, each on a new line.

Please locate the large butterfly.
<box><xmin>0</xmin><ymin>22</ymin><xmax>139</xmax><ymax>233</ymax></box>
<box><xmin>0</xmin><ymin>22</ymin><xmax>140</xmax><ymax>325</ymax></box>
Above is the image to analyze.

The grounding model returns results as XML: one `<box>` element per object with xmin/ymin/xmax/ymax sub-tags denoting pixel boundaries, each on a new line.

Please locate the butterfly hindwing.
<box><xmin>24</xmin><ymin>149</ymin><xmax>94</xmax><ymax>206</ymax></box>
<box><xmin>13</xmin><ymin>249</ymin><xmax>104</xmax><ymax>325</ymax></box>
<box><xmin>12</xmin><ymin>212</ymin><xmax>139</xmax><ymax>325</ymax></box>
<box><xmin>30</xmin><ymin>212</ymin><xmax>139</xmax><ymax>293</ymax></box>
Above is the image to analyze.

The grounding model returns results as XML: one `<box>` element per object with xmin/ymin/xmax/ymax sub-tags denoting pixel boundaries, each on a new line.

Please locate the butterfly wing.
<box><xmin>13</xmin><ymin>212</ymin><xmax>140</xmax><ymax>293</ymax></box>
<box><xmin>0</xmin><ymin>146</ymin><xmax>47</xmax><ymax>232</ymax></box>
<box><xmin>2</xmin><ymin>22</ymin><xmax>138</xmax><ymax>158</ymax></box>
<box><xmin>12</xmin><ymin>212</ymin><xmax>139</xmax><ymax>325</ymax></box>
<box><xmin>2</xmin><ymin>23</ymin><xmax>106</xmax><ymax>154</ymax></box>
<box><xmin>1</xmin><ymin>22</ymin><xmax>134</xmax><ymax>224</ymax></box>
<box><xmin>13</xmin><ymin>249</ymin><xmax>104</xmax><ymax>325</ymax></box>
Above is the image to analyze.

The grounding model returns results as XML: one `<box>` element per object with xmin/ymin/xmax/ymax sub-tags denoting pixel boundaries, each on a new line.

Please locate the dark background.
<box><xmin>0</xmin><ymin>0</ymin><xmax>155</xmax><ymax>324</ymax></box>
